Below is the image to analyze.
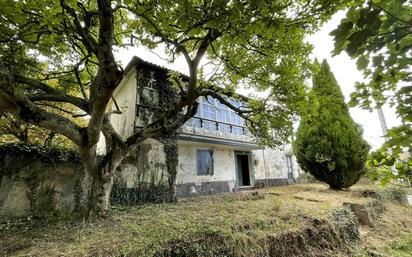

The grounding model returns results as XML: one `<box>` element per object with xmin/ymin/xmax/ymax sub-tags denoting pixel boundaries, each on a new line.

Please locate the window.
<box><xmin>201</xmin><ymin>97</ymin><xmax>216</xmax><ymax>120</ymax></box>
<box><xmin>197</xmin><ymin>149</ymin><xmax>214</xmax><ymax>176</ymax></box>
<box><xmin>191</xmin><ymin>118</ymin><xmax>202</xmax><ymax>128</ymax></box>
<box><xmin>286</xmin><ymin>155</ymin><xmax>294</xmax><ymax>179</ymax></box>
<box><xmin>217</xmin><ymin>108</ymin><xmax>229</xmax><ymax>123</ymax></box>
<box><xmin>188</xmin><ymin>96</ymin><xmax>247</xmax><ymax>135</ymax></box>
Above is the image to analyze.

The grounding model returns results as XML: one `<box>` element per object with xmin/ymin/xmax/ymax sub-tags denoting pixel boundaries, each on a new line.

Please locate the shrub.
<box><xmin>294</xmin><ymin>60</ymin><xmax>370</xmax><ymax>189</ymax></box>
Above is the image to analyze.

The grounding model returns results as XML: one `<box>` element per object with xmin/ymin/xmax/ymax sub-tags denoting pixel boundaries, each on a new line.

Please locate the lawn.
<box><xmin>1</xmin><ymin>183</ymin><xmax>411</xmax><ymax>257</ymax></box>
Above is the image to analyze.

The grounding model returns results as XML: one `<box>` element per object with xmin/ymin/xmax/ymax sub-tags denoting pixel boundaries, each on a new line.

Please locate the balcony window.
<box><xmin>187</xmin><ymin>95</ymin><xmax>247</xmax><ymax>135</ymax></box>
<box><xmin>217</xmin><ymin>108</ymin><xmax>230</xmax><ymax>123</ymax></box>
<box><xmin>191</xmin><ymin>118</ymin><xmax>202</xmax><ymax>128</ymax></box>
<box><xmin>202</xmin><ymin>104</ymin><xmax>216</xmax><ymax>120</ymax></box>
<box><xmin>218</xmin><ymin>123</ymin><xmax>231</xmax><ymax>133</ymax></box>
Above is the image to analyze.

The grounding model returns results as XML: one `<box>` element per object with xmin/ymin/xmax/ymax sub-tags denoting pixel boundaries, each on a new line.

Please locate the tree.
<box><xmin>0</xmin><ymin>102</ymin><xmax>83</xmax><ymax>148</ymax></box>
<box><xmin>294</xmin><ymin>60</ymin><xmax>370</xmax><ymax>190</ymax></box>
<box><xmin>330</xmin><ymin>0</ymin><xmax>412</xmax><ymax>183</ymax></box>
<box><xmin>0</xmin><ymin>0</ymin><xmax>349</xmax><ymax>217</ymax></box>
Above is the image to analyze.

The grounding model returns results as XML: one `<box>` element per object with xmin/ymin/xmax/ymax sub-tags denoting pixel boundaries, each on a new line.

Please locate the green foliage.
<box><xmin>0</xmin><ymin>0</ymin><xmax>351</xmax><ymax>148</ymax></box>
<box><xmin>111</xmin><ymin>182</ymin><xmax>171</xmax><ymax>205</ymax></box>
<box><xmin>0</xmin><ymin>143</ymin><xmax>81</xmax><ymax>164</ymax></box>
<box><xmin>0</xmin><ymin>114</ymin><xmax>76</xmax><ymax>148</ymax></box>
<box><xmin>294</xmin><ymin>60</ymin><xmax>370</xmax><ymax>189</ymax></box>
<box><xmin>367</xmin><ymin>147</ymin><xmax>412</xmax><ymax>185</ymax></box>
<box><xmin>331</xmin><ymin>0</ymin><xmax>412</xmax><ymax>183</ymax></box>
<box><xmin>127</xmin><ymin>0</ymin><xmax>352</xmax><ymax>147</ymax></box>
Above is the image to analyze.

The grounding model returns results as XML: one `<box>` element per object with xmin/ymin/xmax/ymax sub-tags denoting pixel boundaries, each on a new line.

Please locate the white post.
<box><xmin>377</xmin><ymin>107</ymin><xmax>388</xmax><ymax>136</ymax></box>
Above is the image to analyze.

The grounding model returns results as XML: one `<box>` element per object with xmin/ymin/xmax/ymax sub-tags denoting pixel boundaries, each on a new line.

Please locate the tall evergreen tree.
<box><xmin>294</xmin><ymin>60</ymin><xmax>370</xmax><ymax>189</ymax></box>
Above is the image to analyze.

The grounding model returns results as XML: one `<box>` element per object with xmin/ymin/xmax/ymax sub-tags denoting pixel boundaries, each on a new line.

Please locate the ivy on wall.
<box><xmin>135</xmin><ymin>66</ymin><xmax>182</xmax><ymax>202</ymax></box>
<box><xmin>0</xmin><ymin>143</ymin><xmax>81</xmax><ymax>164</ymax></box>
<box><xmin>0</xmin><ymin>143</ymin><xmax>84</xmax><ymax>218</ymax></box>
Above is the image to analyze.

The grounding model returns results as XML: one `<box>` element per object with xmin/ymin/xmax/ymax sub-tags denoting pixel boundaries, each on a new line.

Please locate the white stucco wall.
<box><xmin>97</xmin><ymin>69</ymin><xmax>137</xmax><ymax>154</ymax></box>
<box><xmin>177</xmin><ymin>142</ymin><xmax>237</xmax><ymax>186</ymax></box>
<box><xmin>109</xmin><ymin>70</ymin><xmax>137</xmax><ymax>140</ymax></box>
<box><xmin>176</xmin><ymin>141</ymin><xmax>300</xmax><ymax>188</ymax></box>
<box><xmin>252</xmin><ymin>145</ymin><xmax>301</xmax><ymax>181</ymax></box>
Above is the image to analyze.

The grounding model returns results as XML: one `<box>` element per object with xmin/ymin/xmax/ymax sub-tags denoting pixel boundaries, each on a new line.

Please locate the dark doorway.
<box><xmin>236</xmin><ymin>154</ymin><xmax>251</xmax><ymax>186</ymax></box>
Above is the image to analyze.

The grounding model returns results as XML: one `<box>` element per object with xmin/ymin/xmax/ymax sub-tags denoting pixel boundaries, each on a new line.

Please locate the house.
<box><xmin>97</xmin><ymin>57</ymin><xmax>301</xmax><ymax>202</ymax></box>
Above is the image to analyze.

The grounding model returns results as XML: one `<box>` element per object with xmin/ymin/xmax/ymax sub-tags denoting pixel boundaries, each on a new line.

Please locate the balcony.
<box><xmin>185</xmin><ymin>116</ymin><xmax>248</xmax><ymax>136</ymax></box>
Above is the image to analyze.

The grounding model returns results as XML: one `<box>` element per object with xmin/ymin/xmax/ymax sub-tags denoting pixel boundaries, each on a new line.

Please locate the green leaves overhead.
<box><xmin>331</xmin><ymin>0</ymin><xmax>412</xmax><ymax>184</ymax></box>
<box><xmin>0</xmin><ymin>0</ymin><xmax>350</xmax><ymax>150</ymax></box>
<box><xmin>127</xmin><ymin>0</ymin><xmax>351</xmax><ymax>147</ymax></box>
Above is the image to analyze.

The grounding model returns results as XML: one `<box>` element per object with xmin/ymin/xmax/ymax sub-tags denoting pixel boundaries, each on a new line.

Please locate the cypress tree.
<box><xmin>294</xmin><ymin>60</ymin><xmax>370</xmax><ymax>189</ymax></box>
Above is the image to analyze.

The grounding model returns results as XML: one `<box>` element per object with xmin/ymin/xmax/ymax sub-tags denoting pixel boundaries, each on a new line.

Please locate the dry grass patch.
<box><xmin>0</xmin><ymin>183</ymin><xmax>410</xmax><ymax>257</ymax></box>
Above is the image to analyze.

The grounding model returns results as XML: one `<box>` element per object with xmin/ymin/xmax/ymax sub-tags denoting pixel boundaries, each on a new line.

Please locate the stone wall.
<box><xmin>0</xmin><ymin>145</ymin><xmax>83</xmax><ymax>218</ymax></box>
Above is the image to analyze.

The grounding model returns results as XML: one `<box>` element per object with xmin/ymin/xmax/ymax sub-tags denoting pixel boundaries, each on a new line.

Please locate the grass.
<box><xmin>353</xmin><ymin>201</ymin><xmax>412</xmax><ymax>257</ymax></box>
<box><xmin>1</xmin><ymin>183</ymin><xmax>411</xmax><ymax>257</ymax></box>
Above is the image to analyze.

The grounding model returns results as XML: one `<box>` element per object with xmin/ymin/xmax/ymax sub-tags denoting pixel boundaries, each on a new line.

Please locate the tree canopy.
<box><xmin>0</xmin><ymin>0</ymin><xmax>350</xmax><ymax>216</ymax></box>
<box><xmin>127</xmin><ymin>0</ymin><xmax>352</xmax><ymax>146</ymax></box>
<box><xmin>331</xmin><ymin>0</ymin><xmax>412</xmax><ymax>183</ymax></box>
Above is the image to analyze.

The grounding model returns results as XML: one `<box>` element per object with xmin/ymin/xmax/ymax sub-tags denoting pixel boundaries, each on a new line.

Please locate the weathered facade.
<box><xmin>98</xmin><ymin>57</ymin><xmax>301</xmax><ymax>202</ymax></box>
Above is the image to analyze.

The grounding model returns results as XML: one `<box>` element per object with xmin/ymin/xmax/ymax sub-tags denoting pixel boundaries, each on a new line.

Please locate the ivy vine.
<box><xmin>0</xmin><ymin>143</ymin><xmax>81</xmax><ymax>164</ymax></box>
<box><xmin>136</xmin><ymin>66</ymin><xmax>182</xmax><ymax>201</ymax></box>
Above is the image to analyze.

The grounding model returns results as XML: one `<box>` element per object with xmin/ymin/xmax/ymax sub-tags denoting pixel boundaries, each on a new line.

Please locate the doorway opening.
<box><xmin>236</xmin><ymin>153</ymin><xmax>251</xmax><ymax>187</ymax></box>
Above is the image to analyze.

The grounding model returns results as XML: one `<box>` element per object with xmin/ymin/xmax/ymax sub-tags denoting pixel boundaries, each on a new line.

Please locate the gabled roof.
<box><xmin>123</xmin><ymin>56</ymin><xmax>249</xmax><ymax>101</ymax></box>
<box><xmin>124</xmin><ymin>56</ymin><xmax>189</xmax><ymax>80</ymax></box>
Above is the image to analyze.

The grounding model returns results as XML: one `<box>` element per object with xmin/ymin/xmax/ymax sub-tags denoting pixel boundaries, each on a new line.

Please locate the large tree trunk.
<box><xmin>87</xmin><ymin>166</ymin><xmax>115</xmax><ymax>217</ymax></box>
<box><xmin>162</xmin><ymin>137</ymin><xmax>178</xmax><ymax>202</ymax></box>
<box><xmin>81</xmin><ymin>146</ymin><xmax>123</xmax><ymax>218</ymax></box>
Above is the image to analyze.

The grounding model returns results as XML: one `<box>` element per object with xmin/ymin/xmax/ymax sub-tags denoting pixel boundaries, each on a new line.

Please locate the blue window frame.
<box><xmin>189</xmin><ymin>96</ymin><xmax>247</xmax><ymax>135</ymax></box>
<box><xmin>217</xmin><ymin>108</ymin><xmax>230</xmax><ymax>123</ymax></box>
<box><xmin>202</xmin><ymin>104</ymin><xmax>215</xmax><ymax>120</ymax></box>
<box><xmin>197</xmin><ymin>149</ymin><xmax>214</xmax><ymax>176</ymax></box>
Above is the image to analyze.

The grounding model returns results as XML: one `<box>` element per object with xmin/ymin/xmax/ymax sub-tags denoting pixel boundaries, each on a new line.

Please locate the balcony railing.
<box><xmin>187</xmin><ymin>117</ymin><xmax>248</xmax><ymax>136</ymax></box>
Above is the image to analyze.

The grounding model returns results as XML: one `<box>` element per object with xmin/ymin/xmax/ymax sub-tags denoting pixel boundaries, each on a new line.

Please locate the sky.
<box><xmin>115</xmin><ymin>11</ymin><xmax>401</xmax><ymax>150</ymax></box>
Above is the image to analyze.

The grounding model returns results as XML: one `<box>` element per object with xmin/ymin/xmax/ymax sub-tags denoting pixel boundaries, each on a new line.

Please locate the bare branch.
<box><xmin>74</xmin><ymin>64</ymin><xmax>89</xmax><ymax>101</ymax></box>
<box><xmin>14</xmin><ymin>75</ymin><xmax>89</xmax><ymax>112</ymax></box>
<box><xmin>199</xmin><ymin>89</ymin><xmax>252</xmax><ymax>114</ymax></box>
<box><xmin>0</xmin><ymin>87</ymin><xmax>84</xmax><ymax>145</ymax></box>
<box><xmin>60</xmin><ymin>0</ymin><xmax>98</xmax><ymax>54</ymax></box>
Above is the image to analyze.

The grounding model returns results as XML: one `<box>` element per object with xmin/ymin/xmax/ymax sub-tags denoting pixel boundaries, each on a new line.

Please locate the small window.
<box><xmin>286</xmin><ymin>155</ymin><xmax>294</xmax><ymax>179</ymax></box>
<box><xmin>197</xmin><ymin>149</ymin><xmax>214</xmax><ymax>176</ymax></box>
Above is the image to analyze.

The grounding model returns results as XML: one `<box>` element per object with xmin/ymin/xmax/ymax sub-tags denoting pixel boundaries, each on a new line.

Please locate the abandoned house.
<box><xmin>97</xmin><ymin>57</ymin><xmax>301</xmax><ymax>202</ymax></box>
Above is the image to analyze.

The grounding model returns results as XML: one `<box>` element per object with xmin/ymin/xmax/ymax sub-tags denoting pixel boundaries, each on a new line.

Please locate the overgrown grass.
<box><xmin>0</xmin><ymin>183</ymin><xmax>411</xmax><ymax>257</ymax></box>
<box><xmin>388</xmin><ymin>234</ymin><xmax>412</xmax><ymax>257</ymax></box>
<box><xmin>353</xmin><ymin>200</ymin><xmax>412</xmax><ymax>257</ymax></box>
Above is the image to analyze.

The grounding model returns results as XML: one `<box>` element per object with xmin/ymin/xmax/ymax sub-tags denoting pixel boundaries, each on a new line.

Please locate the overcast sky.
<box><xmin>115</xmin><ymin>11</ymin><xmax>400</xmax><ymax>150</ymax></box>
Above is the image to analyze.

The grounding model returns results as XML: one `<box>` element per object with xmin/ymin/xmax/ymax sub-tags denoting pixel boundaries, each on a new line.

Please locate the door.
<box><xmin>236</xmin><ymin>153</ymin><xmax>251</xmax><ymax>187</ymax></box>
